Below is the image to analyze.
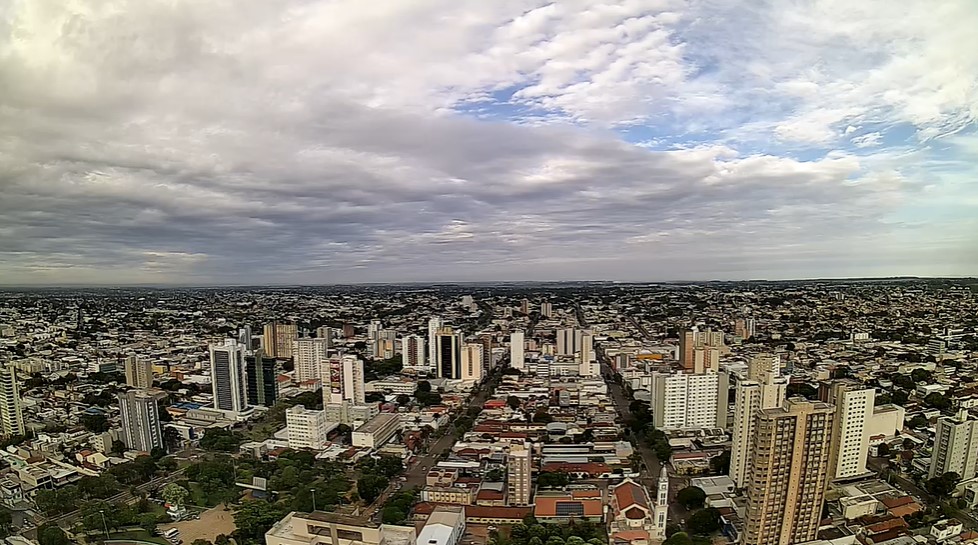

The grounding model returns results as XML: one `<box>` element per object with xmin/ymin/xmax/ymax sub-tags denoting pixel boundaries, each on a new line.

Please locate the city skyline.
<box><xmin>2</xmin><ymin>1</ymin><xmax>977</xmax><ymax>285</ymax></box>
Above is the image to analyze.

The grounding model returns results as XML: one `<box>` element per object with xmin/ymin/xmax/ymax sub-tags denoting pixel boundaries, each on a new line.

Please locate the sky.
<box><xmin>1</xmin><ymin>0</ymin><xmax>977</xmax><ymax>285</ymax></box>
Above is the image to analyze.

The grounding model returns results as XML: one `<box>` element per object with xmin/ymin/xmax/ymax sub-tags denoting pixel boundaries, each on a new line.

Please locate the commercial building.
<box><xmin>436</xmin><ymin>326</ymin><xmax>462</xmax><ymax>380</ymax></box>
<box><xmin>744</xmin><ymin>398</ymin><xmax>835</xmax><ymax>545</ymax></box>
<box><xmin>510</xmin><ymin>331</ymin><xmax>525</xmax><ymax>370</ymax></box>
<box><xmin>118</xmin><ymin>390</ymin><xmax>163</xmax><ymax>453</ymax></box>
<box><xmin>123</xmin><ymin>356</ymin><xmax>153</xmax><ymax>389</ymax></box>
<box><xmin>293</xmin><ymin>337</ymin><xmax>329</xmax><ymax>383</ymax></box>
<box><xmin>245</xmin><ymin>349</ymin><xmax>279</xmax><ymax>407</ymax></box>
<box><xmin>325</xmin><ymin>400</ymin><xmax>379</xmax><ymax>427</ymax></box>
<box><xmin>729</xmin><ymin>354</ymin><xmax>788</xmax><ymax>488</ymax></box>
<box><xmin>417</xmin><ymin>506</ymin><xmax>466</xmax><ymax>545</ymax></box>
<box><xmin>286</xmin><ymin>405</ymin><xmax>333</xmax><ymax>450</ymax></box>
<box><xmin>352</xmin><ymin>413</ymin><xmax>400</xmax><ymax>449</ymax></box>
<box><xmin>322</xmin><ymin>355</ymin><xmax>365</xmax><ymax>406</ymax></box>
<box><xmin>401</xmin><ymin>335</ymin><xmax>426</xmax><ymax>368</ymax></box>
<box><xmin>507</xmin><ymin>442</ymin><xmax>532</xmax><ymax>506</ymax></box>
<box><xmin>650</xmin><ymin>371</ymin><xmax>728</xmax><ymax>430</ymax></box>
<box><xmin>821</xmin><ymin>380</ymin><xmax>875</xmax><ymax>480</ymax></box>
<box><xmin>0</xmin><ymin>364</ymin><xmax>25</xmax><ymax>437</ymax></box>
<box><xmin>461</xmin><ymin>343</ymin><xmax>484</xmax><ymax>382</ymax></box>
<box><xmin>265</xmin><ymin>511</ymin><xmax>416</xmax><ymax>545</ymax></box>
<box><xmin>263</xmin><ymin>322</ymin><xmax>298</xmax><ymax>359</ymax></box>
<box><xmin>428</xmin><ymin>316</ymin><xmax>443</xmax><ymax>371</ymax></box>
<box><xmin>209</xmin><ymin>339</ymin><xmax>249</xmax><ymax>414</ymax></box>
<box><xmin>929</xmin><ymin>410</ymin><xmax>978</xmax><ymax>480</ymax></box>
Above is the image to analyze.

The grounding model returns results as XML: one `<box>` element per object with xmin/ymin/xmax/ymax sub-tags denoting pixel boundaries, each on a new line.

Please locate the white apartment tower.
<box><xmin>510</xmin><ymin>330</ymin><xmax>525</xmax><ymax>370</ymax></box>
<box><xmin>427</xmin><ymin>317</ymin><xmax>443</xmax><ymax>370</ymax></box>
<box><xmin>461</xmin><ymin>343</ymin><xmax>484</xmax><ymax>382</ymax></box>
<box><xmin>729</xmin><ymin>354</ymin><xmax>788</xmax><ymax>488</ymax></box>
<box><xmin>286</xmin><ymin>405</ymin><xmax>331</xmax><ymax>450</ymax></box>
<box><xmin>651</xmin><ymin>371</ymin><xmax>729</xmax><ymax>430</ymax></box>
<box><xmin>540</xmin><ymin>302</ymin><xmax>553</xmax><ymax>318</ymax></box>
<box><xmin>123</xmin><ymin>356</ymin><xmax>154</xmax><ymax>389</ymax></box>
<box><xmin>292</xmin><ymin>337</ymin><xmax>330</xmax><ymax>383</ymax></box>
<box><xmin>0</xmin><ymin>364</ymin><xmax>25</xmax><ymax>437</ymax></box>
<box><xmin>209</xmin><ymin>339</ymin><xmax>248</xmax><ymax>414</ymax></box>
<box><xmin>118</xmin><ymin>390</ymin><xmax>163</xmax><ymax>452</ymax></box>
<box><xmin>401</xmin><ymin>334</ymin><xmax>427</xmax><ymax>368</ymax></box>
<box><xmin>507</xmin><ymin>442</ymin><xmax>532</xmax><ymax>506</ymax></box>
<box><xmin>323</xmin><ymin>355</ymin><xmax>366</xmax><ymax>406</ymax></box>
<box><xmin>930</xmin><ymin>409</ymin><xmax>978</xmax><ymax>480</ymax></box>
<box><xmin>823</xmin><ymin>380</ymin><xmax>875</xmax><ymax>480</ymax></box>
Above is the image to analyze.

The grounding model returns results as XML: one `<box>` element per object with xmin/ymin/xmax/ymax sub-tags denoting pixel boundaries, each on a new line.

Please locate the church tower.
<box><xmin>654</xmin><ymin>465</ymin><xmax>669</xmax><ymax>538</ymax></box>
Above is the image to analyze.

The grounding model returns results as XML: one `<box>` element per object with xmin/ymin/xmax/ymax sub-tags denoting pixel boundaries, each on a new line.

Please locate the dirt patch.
<box><xmin>160</xmin><ymin>504</ymin><xmax>236</xmax><ymax>543</ymax></box>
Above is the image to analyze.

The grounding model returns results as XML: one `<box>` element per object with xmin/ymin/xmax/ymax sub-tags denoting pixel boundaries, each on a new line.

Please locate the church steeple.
<box><xmin>653</xmin><ymin>465</ymin><xmax>669</xmax><ymax>538</ymax></box>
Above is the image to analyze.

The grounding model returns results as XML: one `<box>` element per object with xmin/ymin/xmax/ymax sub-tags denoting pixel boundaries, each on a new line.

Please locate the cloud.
<box><xmin>0</xmin><ymin>0</ymin><xmax>975</xmax><ymax>284</ymax></box>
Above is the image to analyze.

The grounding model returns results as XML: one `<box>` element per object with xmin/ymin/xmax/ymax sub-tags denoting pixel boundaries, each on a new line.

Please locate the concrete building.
<box><xmin>417</xmin><ymin>506</ymin><xmax>465</xmax><ymax>545</ymax></box>
<box><xmin>436</xmin><ymin>326</ymin><xmax>462</xmax><ymax>380</ymax></box>
<box><xmin>929</xmin><ymin>410</ymin><xmax>978</xmax><ymax>480</ymax></box>
<box><xmin>123</xmin><ymin>356</ymin><xmax>153</xmax><ymax>389</ymax></box>
<box><xmin>650</xmin><ymin>371</ymin><xmax>728</xmax><ymax>430</ymax></box>
<box><xmin>293</xmin><ymin>337</ymin><xmax>329</xmax><ymax>383</ymax></box>
<box><xmin>245</xmin><ymin>349</ymin><xmax>279</xmax><ymax>407</ymax></box>
<box><xmin>323</xmin><ymin>355</ymin><xmax>365</xmax><ymax>406</ymax></box>
<box><xmin>730</xmin><ymin>354</ymin><xmax>788</xmax><ymax>488</ymax></box>
<box><xmin>678</xmin><ymin>328</ymin><xmax>724</xmax><ymax>373</ymax></box>
<box><xmin>0</xmin><ymin>364</ymin><xmax>25</xmax><ymax>437</ymax></box>
<box><xmin>744</xmin><ymin>398</ymin><xmax>835</xmax><ymax>545</ymax></box>
<box><xmin>510</xmin><ymin>330</ymin><xmax>525</xmax><ymax>370</ymax></box>
<box><xmin>265</xmin><ymin>511</ymin><xmax>416</xmax><ymax>545</ymax></box>
<box><xmin>428</xmin><ymin>317</ymin><xmax>443</xmax><ymax>371</ymax></box>
<box><xmin>118</xmin><ymin>390</ymin><xmax>163</xmax><ymax>453</ymax></box>
<box><xmin>263</xmin><ymin>322</ymin><xmax>298</xmax><ymax>359</ymax></box>
<box><xmin>286</xmin><ymin>405</ymin><xmax>333</xmax><ymax>450</ymax></box>
<box><xmin>507</xmin><ymin>442</ymin><xmax>532</xmax><ymax>506</ymax></box>
<box><xmin>540</xmin><ymin>302</ymin><xmax>553</xmax><ymax>318</ymax></box>
<box><xmin>821</xmin><ymin>380</ymin><xmax>875</xmax><ymax>480</ymax></box>
<box><xmin>352</xmin><ymin>413</ymin><xmax>400</xmax><ymax>449</ymax></box>
<box><xmin>461</xmin><ymin>343</ymin><xmax>484</xmax><ymax>382</ymax></box>
<box><xmin>325</xmin><ymin>400</ymin><xmax>379</xmax><ymax>427</ymax></box>
<box><xmin>735</xmin><ymin>317</ymin><xmax>756</xmax><ymax>340</ymax></box>
<box><xmin>209</xmin><ymin>339</ymin><xmax>248</xmax><ymax>414</ymax></box>
<box><xmin>556</xmin><ymin>328</ymin><xmax>585</xmax><ymax>357</ymax></box>
<box><xmin>315</xmin><ymin>326</ymin><xmax>334</xmax><ymax>346</ymax></box>
<box><xmin>401</xmin><ymin>334</ymin><xmax>426</xmax><ymax>368</ymax></box>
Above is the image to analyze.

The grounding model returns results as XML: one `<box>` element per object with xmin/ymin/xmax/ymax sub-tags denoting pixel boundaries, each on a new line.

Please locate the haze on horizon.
<box><xmin>1</xmin><ymin>0</ymin><xmax>977</xmax><ymax>286</ymax></box>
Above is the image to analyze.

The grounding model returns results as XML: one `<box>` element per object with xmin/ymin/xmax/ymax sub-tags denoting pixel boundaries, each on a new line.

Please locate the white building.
<box><xmin>286</xmin><ymin>405</ymin><xmax>334</xmax><ymax>450</ymax></box>
<box><xmin>417</xmin><ymin>506</ymin><xmax>465</xmax><ymax>545</ymax></box>
<box><xmin>825</xmin><ymin>381</ymin><xmax>875</xmax><ymax>480</ymax></box>
<box><xmin>510</xmin><ymin>330</ymin><xmax>525</xmax><ymax>370</ymax></box>
<box><xmin>322</xmin><ymin>355</ymin><xmax>365</xmax><ymax>406</ymax></box>
<box><xmin>123</xmin><ymin>356</ymin><xmax>154</xmax><ymax>389</ymax></box>
<box><xmin>367</xmin><ymin>320</ymin><xmax>382</xmax><ymax>341</ymax></box>
<box><xmin>118</xmin><ymin>390</ymin><xmax>163</xmax><ymax>452</ymax></box>
<box><xmin>209</xmin><ymin>339</ymin><xmax>249</xmax><ymax>415</ymax></box>
<box><xmin>729</xmin><ymin>354</ymin><xmax>788</xmax><ymax>488</ymax></box>
<box><xmin>292</xmin><ymin>337</ymin><xmax>329</xmax><ymax>383</ymax></box>
<box><xmin>651</xmin><ymin>371</ymin><xmax>728</xmax><ymax>430</ymax></box>
<box><xmin>428</xmin><ymin>316</ymin><xmax>443</xmax><ymax>370</ymax></box>
<box><xmin>401</xmin><ymin>334</ymin><xmax>426</xmax><ymax>368</ymax></box>
<box><xmin>0</xmin><ymin>364</ymin><xmax>24</xmax><ymax>437</ymax></box>
<box><xmin>461</xmin><ymin>343</ymin><xmax>484</xmax><ymax>382</ymax></box>
<box><xmin>507</xmin><ymin>442</ymin><xmax>532</xmax><ymax>506</ymax></box>
<box><xmin>540</xmin><ymin>302</ymin><xmax>553</xmax><ymax>318</ymax></box>
<box><xmin>352</xmin><ymin>413</ymin><xmax>400</xmax><ymax>449</ymax></box>
<box><xmin>930</xmin><ymin>409</ymin><xmax>978</xmax><ymax>480</ymax></box>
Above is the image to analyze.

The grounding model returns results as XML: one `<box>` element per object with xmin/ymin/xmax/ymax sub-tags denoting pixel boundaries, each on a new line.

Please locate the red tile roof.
<box><xmin>613</xmin><ymin>480</ymin><xmax>649</xmax><ymax>512</ymax></box>
<box><xmin>534</xmin><ymin>496</ymin><xmax>603</xmax><ymax>518</ymax></box>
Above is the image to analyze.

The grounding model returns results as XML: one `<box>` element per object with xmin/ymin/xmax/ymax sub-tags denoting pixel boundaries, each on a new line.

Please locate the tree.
<box><xmin>891</xmin><ymin>374</ymin><xmax>915</xmax><ymax>390</ymax></box>
<box><xmin>536</xmin><ymin>472</ymin><xmax>570</xmax><ymax>488</ymax></box>
<box><xmin>382</xmin><ymin>506</ymin><xmax>406</xmax><ymax>524</ymax></box>
<box><xmin>199</xmin><ymin>428</ymin><xmax>244</xmax><ymax>452</ymax></box>
<box><xmin>925</xmin><ymin>472</ymin><xmax>961</xmax><ymax>498</ymax></box>
<box><xmin>0</xmin><ymin>509</ymin><xmax>11</xmax><ymax>539</ymax></box>
<box><xmin>710</xmin><ymin>451</ymin><xmax>731</xmax><ymax>474</ymax></box>
<box><xmin>903</xmin><ymin>438</ymin><xmax>917</xmax><ymax>451</ymax></box>
<box><xmin>233</xmin><ymin>500</ymin><xmax>287</xmax><ymax>540</ymax></box>
<box><xmin>396</xmin><ymin>394</ymin><xmax>411</xmax><ymax>406</ymax></box>
<box><xmin>911</xmin><ymin>369</ymin><xmax>933</xmax><ymax>384</ymax></box>
<box><xmin>507</xmin><ymin>396</ymin><xmax>522</xmax><ymax>410</ymax></box>
<box><xmin>162</xmin><ymin>483</ymin><xmax>190</xmax><ymax>508</ymax></box>
<box><xmin>38</xmin><ymin>525</ymin><xmax>71</xmax><ymax>545</ymax></box>
<box><xmin>365</xmin><ymin>392</ymin><xmax>386</xmax><ymax>403</ymax></box>
<box><xmin>891</xmin><ymin>389</ymin><xmax>910</xmax><ymax>406</ymax></box>
<box><xmin>687</xmin><ymin>507</ymin><xmax>722</xmax><ymax>535</ymax></box>
<box><xmin>416</xmin><ymin>381</ymin><xmax>432</xmax><ymax>393</ymax></box>
<box><xmin>663</xmin><ymin>532</ymin><xmax>693</xmax><ymax>545</ymax></box>
<box><xmin>357</xmin><ymin>474</ymin><xmax>388</xmax><ymax>504</ymax></box>
<box><xmin>908</xmin><ymin>414</ymin><xmax>929</xmax><ymax>429</ymax></box>
<box><xmin>676</xmin><ymin>486</ymin><xmax>706</xmax><ymax>509</ymax></box>
<box><xmin>81</xmin><ymin>412</ymin><xmax>110</xmax><ymax>433</ymax></box>
<box><xmin>192</xmin><ymin>540</ymin><xmax>213</xmax><ymax>545</ymax></box>
<box><xmin>924</xmin><ymin>393</ymin><xmax>952</xmax><ymax>412</ymax></box>
<box><xmin>877</xmin><ymin>443</ymin><xmax>890</xmax><ymax>457</ymax></box>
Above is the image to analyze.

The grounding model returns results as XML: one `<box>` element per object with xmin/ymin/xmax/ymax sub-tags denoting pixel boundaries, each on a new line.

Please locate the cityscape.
<box><xmin>0</xmin><ymin>280</ymin><xmax>976</xmax><ymax>545</ymax></box>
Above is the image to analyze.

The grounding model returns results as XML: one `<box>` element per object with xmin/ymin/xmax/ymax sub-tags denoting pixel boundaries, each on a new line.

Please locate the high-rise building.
<box><xmin>510</xmin><ymin>330</ymin><xmax>525</xmax><ymax>370</ymax></box>
<box><xmin>822</xmin><ymin>380</ymin><xmax>875</xmax><ymax>480</ymax></box>
<box><xmin>263</xmin><ymin>322</ymin><xmax>298</xmax><ymax>359</ymax></box>
<box><xmin>245</xmin><ymin>349</ymin><xmax>278</xmax><ymax>407</ymax></box>
<box><xmin>436</xmin><ymin>326</ymin><xmax>462</xmax><ymax>379</ymax></box>
<box><xmin>209</xmin><ymin>339</ymin><xmax>248</xmax><ymax>414</ymax></box>
<box><xmin>540</xmin><ymin>302</ymin><xmax>553</xmax><ymax>318</ymax></box>
<box><xmin>651</xmin><ymin>371</ymin><xmax>729</xmax><ymax>430</ymax></box>
<box><xmin>735</xmin><ymin>318</ymin><xmax>756</xmax><ymax>340</ymax></box>
<box><xmin>367</xmin><ymin>320</ymin><xmax>382</xmax><ymax>341</ymax></box>
<box><xmin>238</xmin><ymin>325</ymin><xmax>253</xmax><ymax>351</ymax></box>
<box><xmin>579</xmin><ymin>331</ymin><xmax>594</xmax><ymax>363</ymax></box>
<box><xmin>372</xmin><ymin>330</ymin><xmax>396</xmax><ymax>359</ymax></box>
<box><xmin>520</xmin><ymin>299</ymin><xmax>530</xmax><ymax>315</ymax></box>
<box><xmin>323</xmin><ymin>355</ymin><xmax>365</xmax><ymax>406</ymax></box>
<box><xmin>461</xmin><ymin>343</ymin><xmax>484</xmax><ymax>382</ymax></box>
<box><xmin>678</xmin><ymin>328</ymin><xmax>724</xmax><ymax>373</ymax></box>
<box><xmin>123</xmin><ymin>356</ymin><xmax>154</xmax><ymax>389</ymax></box>
<box><xmin>0</xmin><ymin>364</ymin><xmax>25</xmax><ymax>437</ymax></box>
<box><xmin>118</xmin><ymin>390</ymin><xmax>163</xmax><ymax>452</ymax></box>
<box><xmin>730</xmin><ymin>354</ymin><xmax>788</xmax><ymax>488</ymax></box>
<box><xmin>556</xmin><ymin>328</ymin><xmax>579</xmax><ymax>356</ymax></box>
<box><xmin>507</xmin><ymin>442</ymin><xmax>532</xmax><ymax>506</ymax></box>
<box><xmin>315</xmin><ymin>326</ymin><xmax>333</xmax><ymax>346</ymax></box>
<box><xmin>286</xmin><ymin>405</ymin><xmax>331</xmax><ymax>450</ymax></box>
<box><xmin>744</xmin><ymin>398</ymin><xmax>835</xmax><ymax>545</ymax></box>
<box><xmin>292</xmin><ymin>337</ymin><xmax>329</xmax><ymax>383</ymax></box>
<box><xmin>479</xmin><ymin>334</ymin><xmax>493</xmax><ymax>374</ymax></box>
<box><xmin>929</xmin><ymin>409</ymin><xmax>978</xmax><ymax>480</ymax></box>
<box><xmin>428</xmin><ymin>317</ymin><xmax>443</xmax><ymax>368</ymax></box>
<box><xmin>401</xmin><ymin>335</ymin><xmax>426</xmax><ymax>368</ymax></box>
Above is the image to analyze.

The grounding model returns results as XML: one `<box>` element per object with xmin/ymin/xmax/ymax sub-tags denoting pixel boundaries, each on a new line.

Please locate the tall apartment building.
<box><xmin>729</xmin><ymin>354</ymin><xmax>788</xmax><ymax>488</ymax></box>
<box><xmin>520</xmin><ymin>299</ymin><xmax>530</xmax><ymax>315</ymax></box>
<box><xmin>540</xmin><ymin>302</ymin><xmax>553</xmax><ymax>318</ymax></box>
<box><xmin>436</xmin><ymin>326</ymin><xmax>462</xmax><ymax>379</ymax></box>
<box><xmin>744</xmin><ymin>398</ymin><xmax>835</xmax><ymax>545</ymax></box>
<box><xmin>0</xmin><ymin>364</ymin><xmax>25</xmax><ymax>437</ymax></box>
<box><xmin>929</xmin><ymin>410</ymin><xmax>978</xmax><ymax>480</ymax></box>
<box><xmin>556</xmin><ymin>328</ymin><xmax>582</xmax><ymax>356</ymax></box>
<box><xmin>678</xmin><ymin>328</ymin><xmax>724</xmax><ymax>373</ymax></box>
<box><xmin>118</xmin><ymin>390</ymin><xmax>163</xmax><ymax>452</ymax></box>
<box><xmin>651</xmin><ymin>371</ymin><xmax>729</xmax><ymax>430</ymax></box>
<box><xmin>238</xmin><ymin>325</ymin><xmax>253</xmax><ymax>351</ymax></box>
<box><xmin>123</xmin><ymin>356</ymin><xmax>154</xmax><ymax>389</ymax></box>
<box><xmin>507</xmin><ymin>442</ymin><xmax>532</xmax><ymax>506</ymax></box>
<box><xmin>461</xmin><ymin>343</ymin><xmax>484</xmax><ymax>382</ymax></box>
<box><xmin>367</xmin><ymin>320</ymin><xmax>382</xmax><ymax>341</ymax></box>
<box><xmin>263</xmin><ymin>322</ymin><xmax>298</xmax><ymax>359</ymax></box>
<box><xmin>314</xmin><ymin>326</ymin><xmax>333</xmax><ymax>345</ymax></box>
<box><xmin>245</xmin><ymin>349</ymin><xmax>278</xmax><ymax>407</ymax></box>
<box><xmin>428</xmin><ymin>317</ymin><xmax>443</xmax><ymax>370</ymax></box>
<box><xmin>322</xmin><ymin>355</ymin><xmax>365</xmax><ymax>406</ymax></box>
<box><xmin>209</xmin><ymin>339</ymin><xmax>248</xmax><ymax>414</ymax></box>
<box><xmin>292</xmin><ymin>337</ymin><xmax>329</xmax><ymax>383</ymax></box>
<box><xmin>479</xmin><ymin>334</ymin><xmax>493</xmax><ymax>374</ymax></box>
<box><xmin>821</xmin><ymin>380</ymin><xmax>875</xmax><ymax>480</ymax></box>
<box><xmin>510</xmin><ymin>330</ymin><xmax>525</xmax><ymax>370</ymax></box>
<box><xmin>401</xmin><ymin>334</ymin><xmax>426</xmax><ymax>368</ymax></box>
<box><xmin>286</xmin><ymin>405</ymin><xmax>331</xmax><ymax>450</ymax></box>
<box><xmin>372</xmin><ymin>330</ymin><xmax>396</xmax><ymax>359</ymax></box>
<box><xmin>735</xmin><ymin>318</ymin><xmax>756</xmax><ymax>340</ymax></box>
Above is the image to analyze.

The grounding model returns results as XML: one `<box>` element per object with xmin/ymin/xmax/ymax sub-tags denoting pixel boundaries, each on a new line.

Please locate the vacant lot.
<box><xmin>160</xmin><ymin>505</ymin><xmax>236</xmax><ymax>543</ymax></box>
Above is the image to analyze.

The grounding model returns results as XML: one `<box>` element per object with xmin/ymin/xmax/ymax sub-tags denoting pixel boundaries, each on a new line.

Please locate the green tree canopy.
<box><xmin>676</xmin><ymin>486</ymin><xmax>706</xmax><ymax>509</ymax></box>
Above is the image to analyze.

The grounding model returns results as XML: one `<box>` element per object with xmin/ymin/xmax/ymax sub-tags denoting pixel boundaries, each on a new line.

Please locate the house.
<box><xmin>533</xmin><ymin>493</ymin><xmax>603</xmax><ymax>523</ymax></box>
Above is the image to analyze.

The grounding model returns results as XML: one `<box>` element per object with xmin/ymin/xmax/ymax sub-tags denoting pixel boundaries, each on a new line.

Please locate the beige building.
<box><xmin>729</xmin><ymin>354</ymin><xmax>788</xmax><ymax>488</ymax></box>
<box><xmin>507</xmin><ymin>442</ymin><xmax>532</xmax><ymax>506</ymax></box>
<box><xmin>265</xmin><ymin>511</ymin><xmax>415</xmax><ymax>545</ymax></box>
<box><xmin>352</xmin><ymin>413</ymin><xmax>400</xmax><ymax>449</ymax></box>
<box><xmin>0</xmin><ymin>364</ymin><xmax>25</xmax><ymax>437</ymax></box>
<box><xmin>123</xmin><ymin>356</ymin><xmax>154</xmax><ymax>389</ymax></box>
<box><xmin>460</xmin><ymin>343</ymin><xmax>484</xmax><ymax>382</ymax></box>
<box><xmin>822</xmin><ymin>380</ymin><xmax>875</xmax><ymax>480</ymax></box>
<box><xmin>678</xmin><ymin>328</ymin><xmax>724</xmax><ymax>373</ymax></box>
<box><xmin>264</xmin><ymin>322</ymin><xmax>298</xmax><ymax>359</ymax></box>
<box><xmin>744</xmin><ymin>398</ymin><xmax>835</xmax><ymax>545</ymax></box>
<box><xmin>293</xmin><ymin>337</ymin><xmax>329</xmax><ymax>383</ymax></box>
<box><xmin>930</xmin><ymin>409</ymin><xmax>978</xmax><ymax>480</ymax></box>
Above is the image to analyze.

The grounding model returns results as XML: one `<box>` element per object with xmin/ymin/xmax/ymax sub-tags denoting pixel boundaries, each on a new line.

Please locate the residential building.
<box><xmin>650</xmin><ymin>371</ymin><xmax>728</xmax><ymax>430</ymax></box>
<box><xmin>540</xmin><ymin>302</ymin><xmax>553</xmax><ymax>318</ymax></box>
<box><xmin>822</xmin><ymin>380</ymin><xmax>875</xmax><ymax>480</ymax></box>
<box><xmin>401</xmin><ymin>334</ymin><xmax>426</xmax><ymax>368</ymax></box>
<box><xmin>315</xmin><ymin>326</ymin><xmax>333</xmax><ymax>346</ymax></box>
<box><xmin>209</xmin><ymin>339</ymin><xmax>248</xmax><ymax>414</ymax></box>
<box><xmin>428</xmin><ymin>316</ymin><xmax>443</xmax><ymax>370</ymax></box>
<box><xmin>368</xmin><ymin>319</ymin><xmax>382</xmax><ymax>341</ymax></box>
<box><xmin>479</xmin><ymin>334</ymin><xmax>493</xmax><ymax>374</ymax></box>
<box><xmin>678</xmin><ymin>328</ymin><xmax>724</xmax><ymax>373</ymax></box>
<box><xmin>417</xmin><ymin>506</ymin><xmax>466</xmax><ymax>545</ymax></box>
<box><xmin>325</xmin><ymin>400</ymin><xmax>379</xmax><ymax>427</ymax></box>
<box><xmin>729</xmin><ymin>354</ymin><xmax>788</xmax><ymax>488</ymax></box>
<box><xmin>263</xmin><ymin>322</ymin><xmax>298</xmax><ymax>359</ymax></box>
<box><xmin>507</xmin><ymin>442</ymin><xmax>532</xmax><ymax>506</ymax></box>
<box><xmin>735</xmin><ymin>318</ymin><xmax>756</xmax><ymax>340</ymax></box>
<box><xmin>323</xmin><ymin>355</ymin><xmax>365</xmax><ymax>406</ymax></box>
<box><xmin>929</xmin><ymin>410</ymin><xmax>978</xmax><ymax>480</ymax></box>
<box><xmin>286</xmin><ymin>405</ymin><xmax>332</xmax><ymax>450</ymax></box>
<box><xmin>245</xmin><ymin>349</ymin><xmax>279</xmax><ymax>407</ymax></box>
<box><xmin>510</xmin><ymin>330</ymin><xmax>525</xmax><ymax>370</ymax></box>
<box><xmin>556</xmin><ymin>328</ymin><xmax>584</xmax><ymax>356</ymax></box>
<box><xmin>0</xmin><ymin>364</ymin><xmax>25</xmax><ymax>437</ymax></box>
<box><xmin>292</xmin><ymin>337</ymin><xmax>329</xmax><ymax>383</ymax></box>
<box><xmin>744</xmin><ymin>398</ymin><xmax>835</xmax><ymax>545</ymax></box>
<box><xmin>352</xmin><ymin>413</ymin><xmax>400</xmax><ymax>449</ymax></box>
<box><xmin>118</xmin><ymin>390</ymin><xmax>163</xmax><ymax>453</ymax></box>
<box><xmin>461</xmin><ymin>343</ymin><xmax>484</xmax><ymax>382</ymax></box>
<box><xmin>520</xmin><ymin>299</ymin><xmax>529</xmax><ymax>315</ymax></box>
<box><xmin>436</xmin><ymin>326</ymin><xmax>462</xmax><ymax>380</ymax></box>
<box><xmin>123</xmin><ymin>356</ymin><xmax>153</xmax><ymax>389</ymax></box>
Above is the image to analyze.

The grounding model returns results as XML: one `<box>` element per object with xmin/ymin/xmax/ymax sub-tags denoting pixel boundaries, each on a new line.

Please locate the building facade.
<box><xmin>651</xmin><ymin>371</ymin><xmax>728</xmax><ymax>430</ymax></box>
<box><xmin>118</xmin><ymin>390</ymin><xmax>163</xmax><ymax>452</ymax></box>
<box><xmin>510</xmin><ymin>330</ymin><xmax>525</xmax><ymax>370</ymax></box>
<box><xmin>286</xmin><ymin>405</ymin><xmax>331</xmax><ymax>450</ymax></box>
<box><xmin>436</xmin><ymin>327</ymin><xmax>462</xmax><ymax>380</ymax></box>
<box><xmin>292</xmin><ymin>337</ymin><xmax>329</xmax><ymax>383</ymax></box>
<box><xmin>263</xmin><ymin>322</ymin><xmax>298</xmax><ymax>359</ymax></box>
<box><xmin>930</xmin><ymin>410</ymin><xmax>978</xmax><ymax>480</ymax></box>
<box><xmin>245</xmin><ymin>349</ymin><xmax>279</xmax><ymax>407</ymax></box>
<box><xmin>209</xmin><ymin>339</ymin><xmax>248</xmax><ymax>414</ymax></box>
<box><xmin>0</xmin><ymin>365</ymin><xmax>25</xmax><ymax>437</ymax></box>
<box><xmin>123</xmin><ymin>356</ymin><xmax>154</xmax><ymax>389</ymax></box>
<box><xmin>822</xmin><ymin>380</ymin><xmax>875</xmax><ymax>480</ymax></box>
<box><xmin>401</xmin><ymin>334</ymin><xmax>426</xmax><ymax>368</ymax></box>
<box><xmin>507</xmin><ymin>442</ymin><xmax>532</xmax><ymax>506</ymax></box>
<box><xmin>729</xmin><ymin>354</ymin><xmax>788</xmax><ymax>488</ymax></box>
<box><xmin>461</xmin><ymin>343</ymin><xmax>484</xmax><ymax>382</ymax></box>
<box><xmin>322</xmin><ymin>355</ymin><xmax>366</xmax><ymax>406</ymax></box>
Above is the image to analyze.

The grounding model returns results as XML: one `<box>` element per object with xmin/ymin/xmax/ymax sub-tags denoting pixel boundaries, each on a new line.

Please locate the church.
<box><xmin>609</xmin><ymin>467</ymin><xmax>670</xmax><ymax>544</ymax></box>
